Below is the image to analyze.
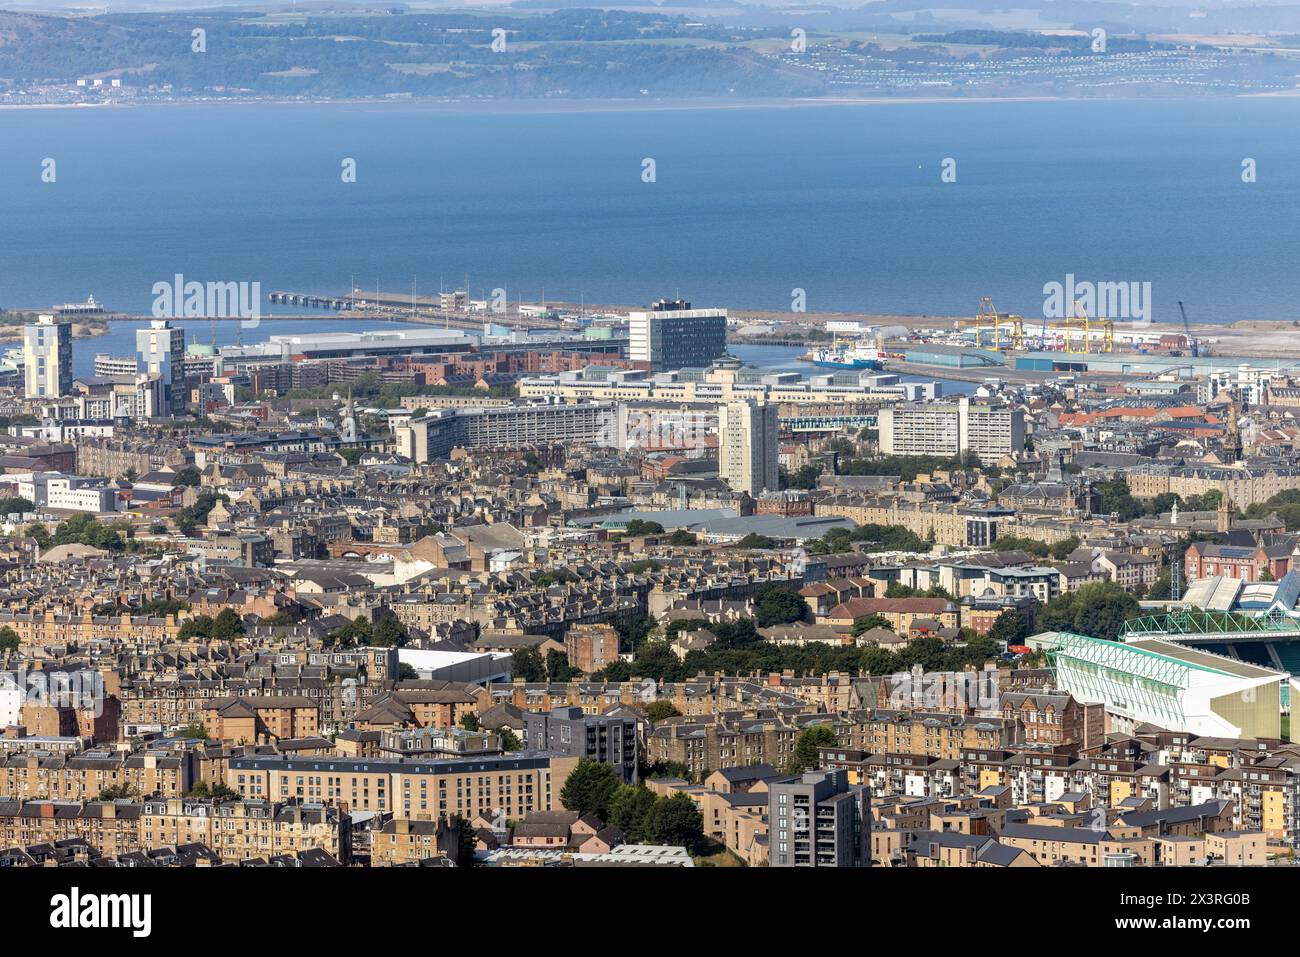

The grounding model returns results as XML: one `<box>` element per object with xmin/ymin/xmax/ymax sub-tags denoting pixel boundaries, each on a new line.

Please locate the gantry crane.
<box><xmin>954</xmin><ymin>297</ymin><xmax>1025</xmax><ymax>352</ymax></box>
<box><xmin>956</xmin><ymin>297</ymin><xmax>1113</xmax><ymax>353</ymax></box>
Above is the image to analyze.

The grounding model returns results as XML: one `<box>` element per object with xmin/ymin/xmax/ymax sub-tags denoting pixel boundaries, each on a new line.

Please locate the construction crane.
<box><xmin>1176</xmin><ymin>301</ymin><xmax>1201</xmax><ymax>358</ymax></box>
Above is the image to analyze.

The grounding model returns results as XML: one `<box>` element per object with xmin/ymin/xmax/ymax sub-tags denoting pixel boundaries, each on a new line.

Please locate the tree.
<box><xmin>734</xmin><ymin>533</ymin><xmax>777</xmax><ymax>549</ymax></box>
<box><xmin>779</xmin><ymin>464</ymin><xmax>821</xmax><ymax>491</ymax></box>
<box><xmin>986</xmin><ymin>535</ymin><xmax>1049</xmax><ymax>559</ymax></box>
<box><xmin>712</xmin><ymin>618</ymin><xmax>760</xmax><ymax>648</ymax></box>
<box><xmin>632</xmin><ymin>642</ymin><xmax>688</xmax><ymax>681</ymax></box>
<box><xmin>986</xmin><ymin>609</ymin><xmax>1031</xmax><ymax>647</ymax></box>
<box><xmin>668</xmin><ymin>529</ymin><xmax>698</xmax><ymax>547</ymax></box>
<box><xmin>623</xmin><ymin>519</ymin><xmax>665</xmax><ymax>536</ymax></box>
<box><xmin>0</xmin><ymin>496</ymin><xmax>33</xmax><ymax>515</ymax></box>
<box><xmin>1150</xmin><ymin>492</ymin><xmax>1182</xmax><ymax>515</ymax></box>
<box><xmin>535</xmin><ymin>569</ymin><xmax>576</xmax><ymax>588</ymax></box>
<box><xmin>1095</xmin><ymin>479</ymin><xmax>1144</xmax><ymax>521</ymax></box>
<box><xmin>397</xmin><ymin>663</ymin><xmax>419</xmax><ymax>680</ymax></box>
<box><xmin>0</xmin><ymin>626</ymin><xmax>18</xmax><ymax>653</ymax></box>
<box><xmin>642</xmin><ymin>792</ymin><xmax>704</xmax><ymax>851</ymax></box>
<box><xmin>613</xmin><ymin>613</ymin><xmax>655</xmax><ymax>652</ymax></box>
<box><xmin>174</xmin><ymin>492</ymin><xmax>221</xmax><ymax>536</ymax></box>
<box><xmin>787</xmin><ymin>724</ymin><xmax>838</xmax><ymax>774</ymax></box>
<box><xmin>51</xmin><ymin>514</ymin><xmax>125</xmax><ymax>552</ymax></box>
<box><xmin>1146</xmin><ymin>568</ymin><xmax>1173</xmax><ymax>601</ymax></box>
<box><xmin>498</xmin><ymin>727</ymin><xmax>524</xmax><ymax>751</ymax></box>
<box><xmin>1049</xmin><ymin>536</ymin><xmax>1081</xmax><ymax>561</ymax></box>
<box><xmin>372</xmin><ymin>614</ymin><xmax>410</xmax><ymax>647</ymax></box>
<box><xmin>173</xmin><ymin>466</ymin><xmax>202</xmax><ymax>487</ymax></box>
<box><xmin>644</xmin><ymin>700</ymin><xmax>681</xmax><ymax>722</ymax></box>
<box><xmin>545</xmin><ymin>649</ymin><xmax>574</xmax><ymax>682</ymax></box>
<box><xmin>187</xmin><ymin>780</ymin><xmax>238</xmax><ymax>800</ymax></box>
<box><xmin>178</xmin><ymin>721</ymin><xmax>209</xmax><ymax>740</ymax></box>
<box><xmin>808</xmin><ymin>523</ymin><xmax>928</xmax><ymax>556</ymax></box>
<box><xmin>1245</xmin><ymin>489</ymin><xmax>1300</xmax><ymax>530</ymax></box>
<box><xmin>851</xmin><ymin>614</ymin><xmax>891</xmax><ymax>637</ymax></box>
<box><xmin>559</xmin><ymin>758</ymin><xmax>620</xmax><ymax>818</ymax></box>
<box><xmin>592</xmin><ymin>660</ymin><xmax>633</xmax><ymax>681</ymax></box>
<box><xmin>1189</xmin><ymin>489</ymin><xmax>1223</xmax><ymax>511</ymax></box>
<box><xmin>326</xmin><ymin>615</ymin><xmax>372</xmax><ymax>648</ymax></box>
<box><xmin>608</xmin><ymin>784</ymin><xmax>658</xmax><ymax>842</ymax></box>
<box><xmin>177</xmin><ymin>615</ymin><xmax>215</xmax><ymax>641</ymax></box>
<box><xmin>754</xmin><ymin>583</ymin><xmax>807</xmax><ymax>627</ymax></box>
<box><xmin>449</xmin><ymin>813</ymin><xmax>477</xmax><ymax>868</ymax></box>
<box><xmin>512</xmin><ymin>645</ymin><xmax>546</xmax><ymax>682</ymax></box>
<box><xmin>885</xmin><ymin>582</ymin><xmax>954</xmax><ymax>601</ymax></box>
<box><xmin>460</xmin><ymin>713</ymin><xmax>481</xmax><ymax>731</ymax></box>
<box><xmin>26</xmin><ymin>524</ymin><xmax>50</xmax><ymax>548</ymax></box>
<box><xmin>211</xmin><ymin>608</ymin><xmax>244</xmax><ymax>640</ymax></box>
<box><xmin>98</xmin><ymin>784</ymin><xmax>136</xmax><ymax>800</ymax></box>
<box><xmin>664</xmin><ymin>618</ymin><xmax>710</xmax><ymax>641</ymax></box>
<box><xmin>1039</xmin><ymin>581</ymin><xmax>1139</xmax><ymax>643</ymax></box>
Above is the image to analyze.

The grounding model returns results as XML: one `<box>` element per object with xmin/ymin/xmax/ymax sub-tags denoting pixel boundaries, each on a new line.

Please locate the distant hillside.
<box><xmin>0</xmin><ymin>9</ymin><xmax>823</xmax><ymax>97</ymax></box>
<box><xmin>2</xmin><ymin>7</ymin><xmax>1299</xmax><ymax>101</ymax></box>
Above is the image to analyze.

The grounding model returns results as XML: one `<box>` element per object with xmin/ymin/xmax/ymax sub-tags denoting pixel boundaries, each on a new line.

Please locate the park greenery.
<box><xmin>1245</xmin><ymin>489</ymin><xmax>1300</xmax><ymax>530</ymax></box>
<box><xmin>23</xmin><ymin>513</ymin><xmax>135</xmax><ymax>552</ymax></box>
<box><xmin>806</xmin><ymin>523</ymin><xmax>929</xmax><ymax>556</ymax></box>
<box><xmin>560</xmin><ymin>759</ymin><xmax>706</xmax><ymax>851</ymax></box>
<box><xmin>986</xmin><ymin>534</ymin><xmax>1080</xmax><ymax>561</ymax></box>
<box><xmin>787</xmin><ymin>725</ymin><xmax>838</xmax><ymax>774</ymax></box>
<box><xmin>324</xmin><ymin>614</ymin><xmax>411</xmax><ymax>648</ymax></box>
<box><xmin>177</xmin><ymin>608</ymin><xmax>245</xmax><ymax>642</ymax></box>
<box><xmin>586</xmin><ymin>578</ymin><xmax>1142</xmax><ymax>684</ymax></box>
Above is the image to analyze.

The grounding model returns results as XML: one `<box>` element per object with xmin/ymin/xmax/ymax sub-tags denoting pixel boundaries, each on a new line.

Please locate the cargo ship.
<box><xmin>802</xmin><ymin>345</ymin><xmax>889</xmax><ymax>371</ymax></box>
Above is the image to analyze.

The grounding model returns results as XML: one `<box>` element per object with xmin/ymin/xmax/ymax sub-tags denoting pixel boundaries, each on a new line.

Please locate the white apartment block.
<box><xmin>878</xmin><ymin>397</ymin><xmax>1024</xmax><ymax>464</ymax></box>
<box><xmin>22</xmin><ymin>314</ymin><xmax>72</xmax><ymax>399</ymax></box>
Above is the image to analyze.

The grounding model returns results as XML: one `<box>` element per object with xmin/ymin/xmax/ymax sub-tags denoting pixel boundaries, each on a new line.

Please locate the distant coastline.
<box><xmin>0</xmin><ymin>93</ymin><xmax>1216</xmax><ymax>116</ymax></box>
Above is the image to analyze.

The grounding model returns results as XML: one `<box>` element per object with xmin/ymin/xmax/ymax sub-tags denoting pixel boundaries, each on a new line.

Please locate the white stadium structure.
<box><xmin>1028</xmin><ymin>630</ymin><xmax>1298</xmax><ymax>741</ymax></box>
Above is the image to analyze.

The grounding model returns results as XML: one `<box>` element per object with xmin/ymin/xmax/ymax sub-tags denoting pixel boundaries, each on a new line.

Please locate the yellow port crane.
<box><xmin>1060</xmin><ymin>301</ymin><xmax>1115</xmax><ymax>354</ymax></box>
<box><xmin>957</xmin><ymin>297</ymin><xmax>1115</xmax><ymax>354</ymax></box>
<box><xmin>954</xmin><ymin>297</ymin><xmax>1025</xmax><ymax>351</ymax></box>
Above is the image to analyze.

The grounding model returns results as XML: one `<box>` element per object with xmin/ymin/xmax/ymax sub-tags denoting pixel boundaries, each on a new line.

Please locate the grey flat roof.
<box><xmin>1125</xmin><ymin>638</ymin><xmax>1286</xmax><ymax>680</ymax></box>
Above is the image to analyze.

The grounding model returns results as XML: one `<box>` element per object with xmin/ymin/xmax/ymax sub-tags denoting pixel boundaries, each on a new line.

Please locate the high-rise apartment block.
<box><xmin>768</xmin><ymin>768</ymin><xmax>872</xmax><ymax>867</ymax></box>
<box><xmin>718</xmin><ymin>399</ymin><xmax>779</xmax><ymax>496</ymax></box>
<box><xmin>23</xmin><ymin>314</ymin><xmax>73</xmax><ymax>398</ymax></box>
<box><xmin>136</xmin><ymin>318</ymin><xmax>186</xmax><ymax>412</ymax></box>
<box><xmin>878</xmin><ymin>397</ymin><xmax>1024</xmax><ymax>463</ymax></box>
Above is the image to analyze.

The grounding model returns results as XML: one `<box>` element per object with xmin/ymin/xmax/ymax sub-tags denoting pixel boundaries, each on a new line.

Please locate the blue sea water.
<box><xmin>1</xmin><ymin>98</ymin><xmax>1298</xmax><ymax>328</ymax></box>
